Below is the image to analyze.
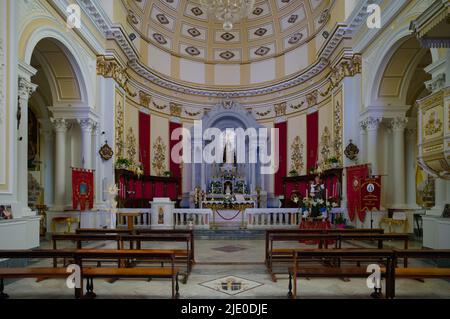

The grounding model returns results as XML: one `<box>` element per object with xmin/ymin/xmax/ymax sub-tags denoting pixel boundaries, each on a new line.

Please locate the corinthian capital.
<box><xmin>390</xmin><ymin>117</ymin><xmax>408</xmax><ymax>131</ymax></box>
<box><xmin>51</xmin><ymin>118</ymin><xmax>71</xmax><ymax>133</ymax></box>
<box><xmin>78</xmin><ymin>118</ymin><xmax>97</xmax><ymax>132</ymax></box>
<box><xmin>18</xmin><ymin>76</ymin><xmax>37</xmax><ymax>100</ymax></box>
<box><xmin>364</xmin><ymin>117</ymin><xmax>382</xmax><ymax>131</ymax></box>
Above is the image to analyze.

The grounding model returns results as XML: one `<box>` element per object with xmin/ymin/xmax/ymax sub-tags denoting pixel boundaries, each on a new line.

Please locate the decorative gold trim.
<box><xmin>97</xmin><ymin>56</ymin><xmax>137</xmax><ymax>97</ymax></box>
<box><xmin>290</xmin><ymin>136</ymin><xmax>304</xmax><ymax>174</ymax></box>
<box><xmin>170</xmin><ymin>102</ymin><xmax>182</xmax><ymax>117</ymax></box>
<box><xmin>152</xmin><ymin>136</ymin><xmax>167</xmax><ymax>176</ymax></box>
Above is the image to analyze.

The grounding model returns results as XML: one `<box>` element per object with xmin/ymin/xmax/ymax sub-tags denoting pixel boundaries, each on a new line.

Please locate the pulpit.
<box><xmin>150</xmin><ymin>198</ymin><xmax>175</xmax><ymax>229</ymax></box>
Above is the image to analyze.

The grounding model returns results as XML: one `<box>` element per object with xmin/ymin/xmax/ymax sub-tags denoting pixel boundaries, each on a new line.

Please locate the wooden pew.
<box><xmin>267</xmin><ymin>233</ymin><xmax>408</xmax><ymax>281</ymax></box>
<box><xmin>52</xmin><ymin>233</ymin><xmax>193</xmax><ymax>282</ymax></box>
<box><xmin>0</xmin><ymin>249</ymin><xmax>180</xmax><ymax>299</ymax></box>
<box><xmin>76</xmin><ymin>249</ymin><xmax>180</xmax><ymax>299</ymax></box>
<box><xmin>287</xmin><ymin>249</ymin><xmax>395</xmax><ymax>299</ymax></box>
<box><xmin>121</xmin><ymin>234</ymin><xmax>193</xmax><ymax>282</ymax></box>
<box><xmin>52</xmin><ymin>233</ymin><xmax>122</xmax><ymax>267</ymax></box>
<box><xmin>265</xmin><ymin>228</ymin><xmax>384</xmax><ymax>266</ymax></box>
<box><xmin>136</xmin><ymin>229</ymin><xmax>195</xmax><ymax>263</ymax></box>
<box><xmin>388</xmin><ymin>249</ymin><xmax>450</xmax><ymax>298</ymax></box>
<box><xmin>76</xmin><ymin>228</ymin><xmax>133</xmax><ymax>235</ymax></box>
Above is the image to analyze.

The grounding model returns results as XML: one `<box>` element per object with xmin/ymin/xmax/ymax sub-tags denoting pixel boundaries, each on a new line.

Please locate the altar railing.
<box><xmin>173</xmin><ymin>209</ymin><xmax>212</xmax><ymax>230</ymax></box>
<box><xmin>246</xmin><ymin>208</ymin><xmax>301</xmax><ymax>228</ymax></box>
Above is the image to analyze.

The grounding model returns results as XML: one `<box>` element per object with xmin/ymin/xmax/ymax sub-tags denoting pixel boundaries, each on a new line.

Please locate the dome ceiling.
<box><xmin>126</xmin><ymin>0</ymin><xmax>332</xmax><ymax>64</ymax></box>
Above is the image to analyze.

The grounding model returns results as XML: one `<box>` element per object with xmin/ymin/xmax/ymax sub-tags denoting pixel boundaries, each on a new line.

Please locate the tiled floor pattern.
<box><xmin>3</xmin><ymin>238</ymin><xmax>450</xmax><ymax>299</ymax></box>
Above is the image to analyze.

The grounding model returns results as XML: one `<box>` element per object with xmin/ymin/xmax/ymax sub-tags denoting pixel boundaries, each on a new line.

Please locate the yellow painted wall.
<box><xmin>150</xmin><ymin>113</ymin><xmax>169</xmax><ymax>176</ymax></box>
<box><xmin>287</xmin><ymin>113</ymin><xmax>307</xmax><ymax>175</ymax></box>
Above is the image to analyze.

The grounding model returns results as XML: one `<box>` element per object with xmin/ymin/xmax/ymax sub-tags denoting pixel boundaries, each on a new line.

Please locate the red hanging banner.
<box><xmin>360</xmin><ymin>176</ymin><xmax>382</xmax><ymax>215</ymax></box>
<box><xmin>346</xmin><ymin>165</ymin><xmax>369</xmax><ymax>222</ymax></box>
<box><xmin>274</xmin><ymin>121</ymin><xmax>287</xmax><ymax>196</ymax></box>
<box><xmin>72</xmin><ymin>168</ymin><xmax>94</xmax><ymax>211</ymax></box>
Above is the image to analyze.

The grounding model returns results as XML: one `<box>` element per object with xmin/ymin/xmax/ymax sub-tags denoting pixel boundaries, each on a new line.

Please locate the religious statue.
<box><xmin>158</xmin><ymin>206</ymin><xmax>164</xmax><ymax>224</ymax></box>
<box><xmin>300</xmin><ymin>175</ymin><xmax>328</xmax><ymax>219</ymax></box>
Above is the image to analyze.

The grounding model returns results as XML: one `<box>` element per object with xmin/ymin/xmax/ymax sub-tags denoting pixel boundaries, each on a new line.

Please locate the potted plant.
<box><xmin>327</xmin><ymin>156</ymin><xmax>339</xmax><ymax>168</ymax></box>
<box><xmin>288</xmin><ymin>169</ymin><xmax>299</xmax><ymax>177</ymax></box>
<box><xmin>115</xmin><ymin>158</ymin><xmax>132</xmax><ymax>170</ymax></box>
<box><xmin>334</xmin><ymin>214</ymin><xmax>346</xmax><ymax>229</ymax></box>
<box><xmin>163</xmin><ymin>171</ymin><xmax>172</xmax><ymax>177</ymax></box>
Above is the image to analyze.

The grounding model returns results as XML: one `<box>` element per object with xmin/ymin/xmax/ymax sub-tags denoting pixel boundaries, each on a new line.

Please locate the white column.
<box><xmin>51</xmin><ymin>118</ymin><xmax>71</xmax><ymax>211</ymax></box>
<box><xmin>17</xmin><ymin>76</ymin><xmax>37</xmax><ymax>216</ymax></box>
<box><xmin>359</xmin><ymin>121</ymin><xmax>367</xmax><ymax>163</ymax></box>
<box><xmin>390</xmin><ymin>117</ymin><xmax>408</xmax><ymax>208</ymax></box>
<box><xmin>78</xmin><ymin>118</ymin><xmax>96</xmax><ymax>169</ymax></box>
<box><xmin>39</xmin><ymin>125</ymin><xmax>55</xmax><ymax>207</ymax></box>
<box><xmin>405</xmin><ymin>128</ymin><xmax>418</xmax><ymax>208</ymax></box>
<box><xmin>365</xmin><ymin>117</ymin><xmax>382</xmax><ymax>175</ymax></box>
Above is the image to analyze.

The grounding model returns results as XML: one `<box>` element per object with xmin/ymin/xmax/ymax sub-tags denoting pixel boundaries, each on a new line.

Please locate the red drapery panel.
<box><xmin>169</xmin><ymin>121</ymin><xmax>182</xmax><ymax>195</ymax></box>
<box><xmin>139</xmin><ymin>112</ymin><xmax>151</xmax><ymax>175</ymax></box>
<box><xmin>274</xmin><ymin>121</ymin><xmax>287</xmax><ymax>196</ymax></box>
<box><xmin>72</xmin><ymin>168</ymin><xmax>94</xmax><ymax>211</ymax></box>
<box><xmin>346</xmin><ymin>165</ymin><xmax>369</xmax><ymax>222</ymax></box>
<box><xmin>306</xmin><ymin>111</ymin><xmax>319</xmax><ymax>172</ymax></box>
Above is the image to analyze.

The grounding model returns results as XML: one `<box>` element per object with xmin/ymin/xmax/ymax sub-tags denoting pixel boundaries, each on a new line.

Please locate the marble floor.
<box><xmin>3</xmin><ymin>238</ymin><xmax>450</xmax><ymax>299</ymax></box>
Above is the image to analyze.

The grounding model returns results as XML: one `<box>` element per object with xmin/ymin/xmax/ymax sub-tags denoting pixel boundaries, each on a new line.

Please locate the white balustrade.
<box><xmin>245</xmin><ymin>208</ymin><xmax>300</xmax><ymax>229</ymax></box>
<box><xmin>173</xmin><ymin>209</ymin><xmax>212</xmax><ymax>230</ymax></box>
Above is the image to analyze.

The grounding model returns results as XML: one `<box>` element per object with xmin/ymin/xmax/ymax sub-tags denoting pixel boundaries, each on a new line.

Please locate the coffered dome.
<box><xmin>126</xmin><ymin>0</ymin><xmax>332</xmax><ymax>64</ymax></box>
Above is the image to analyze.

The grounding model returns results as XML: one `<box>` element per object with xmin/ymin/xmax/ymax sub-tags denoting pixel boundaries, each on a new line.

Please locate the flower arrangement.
<box><xmin>289</xmin><ymin>169</ymin><xmax>299</xmax><ymax>177</ymax></box>
<box><xmin>234</xmin><ymin>180</ymin><xmax>248</xmax><ymax>194</ymax></box>
<box><xmin>115</xmin><ymin>158</ymin><xmax>132</xmax><ymax>170</ymax></box>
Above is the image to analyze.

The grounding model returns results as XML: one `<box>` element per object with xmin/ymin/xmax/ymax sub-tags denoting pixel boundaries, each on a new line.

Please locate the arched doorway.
<box><xmin>24</xmin><ymin>37</ymin><xmax>89</xmax><ymax>223</ymax></box>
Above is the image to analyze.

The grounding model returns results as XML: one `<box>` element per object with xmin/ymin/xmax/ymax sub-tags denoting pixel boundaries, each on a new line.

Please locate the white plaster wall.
<box><xmin>284</xmin><ymin>45</ymin><xmax>308</xmax><ymax>76</ymax></box>
<box><xmin>250</xmin><ymin>59</ymin><xmax>275</xmax><ymax>83</ymax></box>
<box><xmin>214</xmin><ymin>64</ymin><xmax>241</xmax><ymax>86</ymax></box>
<box><xmin>148</xmin><ymin>44</ymin><xmax>171</xmax><ymax>76</ymax></box>
<box><xmin>180</xmin><ymin>58</ymin><xmax>205</xmax><ymax>84</ymax></box>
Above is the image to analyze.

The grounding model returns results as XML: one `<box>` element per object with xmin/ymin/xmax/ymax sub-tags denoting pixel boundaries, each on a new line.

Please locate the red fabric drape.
<box><xmin>274</xmin><ymin>121</ymin><xmax>287</xmax><ymax>196</ymax></box>
<box><xmin>169</xmin><ymin>122</ymin><xmax>182</xmax><ymax>195</ymax></box>
<box><xmin>72</xmin><ymin>168</ymin><xmax>94</xmax><ymax>211</ymax></box>
<box><xmin>306</xmin><ymin>112</ymin><xmax>319</xmax><ymax>172</ymax></box>
<box><xmin>139</xmin><ymin>112</ymin><xmax>151</xmax><ymax>175</ymax></box>
<box><xmin>346</xmin><ymin>165</ymin><xmax>369</xmax><ymax>222</ymax></box>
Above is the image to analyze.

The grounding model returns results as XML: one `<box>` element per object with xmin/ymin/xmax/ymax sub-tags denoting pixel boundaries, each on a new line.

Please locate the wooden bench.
<box><xmin>77</xmin><ymin>249</ymin><xmax>179</xmax><ymax>299</ymax></box>
<box><xmin>267</xmin><ymin>232</ymin><xmax>409</xmax><ymax>281</ymax></box>
<box><xmin>387</xmin><ymin>249</ymin><xmax>450</xmax><ymax>298</ymax></box>
<box><xmin>52</xmin><ymin>233</ymin><xmax>193</xmax><ymax>282</ymax></box>
<box><xmin>265</xmin><ymin>228</ymin><xmax>384</xmax><ymax>266</ymax></box>
<box><xmin>121</xmin><ymin>234</ymin><xmax>193</xmax><ymax>282</ymax></box>
<box><xmin>287</xmin><ymin>249</ymin><xmax>395</xmax><ymax>299</ymax></box>
<box><xmin>0</xmin><ymin>249</ymin><xmax>180</xmax><ymax>299</ymax></box>
<box><xmin>76</xmin><ymin>229</ymin><xmax>196</xmax><ymax>263</ymax></box>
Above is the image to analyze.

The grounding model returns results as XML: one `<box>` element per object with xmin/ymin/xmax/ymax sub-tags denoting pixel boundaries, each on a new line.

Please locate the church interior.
<box><xmin>0</xmin><ymin>0</ymin><xmax>450</xmax><ymax>301</ymax></box>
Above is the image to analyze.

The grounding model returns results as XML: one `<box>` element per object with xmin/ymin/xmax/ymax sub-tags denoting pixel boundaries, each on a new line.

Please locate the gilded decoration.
<box><xmin>321</xmin><ymin>54</ymin><xmax>362</xmax><ymax>96</ymax></box>
<box><xmin>274</xmin><ymin>102</ymin><xmax>287</xmax><ymax>117</ymax></box>
<box><xmin>289</xmin><ymin>101</ymin><xmax>305</xmax><ymax>110</ymax></box>
<box><xmin>424</xmin><ymin>110</ymin><xmax>443</xmax><ymax>137</ymax></box>
<box><xmin>290</xmin><ymin>136</ymin><xmax>304</xmax><ymax>174</ymax></box>
<box><xmin>170</xmin><ymin>102</ymin><xmax>182</xmax><ymax>117</ymax></box>
<box><xmin>344</xmin><ymin>140</ymin><xmax>359</xmax><ymax>161</ymax></box>
<box><xmin>152</xmin><ymin>101</ymin><xmax>167</xmax><ymax>110</ymax></box>
<box><xmin>97</xmin><ymin>56</ymin><xmax>136</xmax><ymax>97</ymax></box>
<box><xmin>152</xmin><ymin>136</ymin><xmax>167</xmax><ymax>176</ymax></box>
<box><xmin>256</xmin><ymin>109</ymin><xmax>272</xmax><ymax>117</ymax></box>
<box><xmin>185</xmin><ymin>109</ymin><xmax>202</xmax><ymax>117</ymax></box>
<box><xmin>320</xmin><ymin>126</ymin><xmax>331</xmax><ymax>162</ymax></box>
<box><xmin>139</xmin><ymin>91</ymin><xmax>152</xmax><ymax>108</ymax></box>
<box><xmin>115</xmin><ymin>101</ymin><xmax>125</xmax><ymax>157</ymax></box>
<box><xmin>333</xmin><ymin>100</ymin><xmax>343</xmax><ymax>162</ymax></box>
<box><xmin>306</xmin><ymin>90</ymin><xmax>319</xmax><ymax>106</ymax></box>
<box><xmin>126</xmin><ymin>127</ymin><xmax>137</xmax><ymax>163</ymax></box>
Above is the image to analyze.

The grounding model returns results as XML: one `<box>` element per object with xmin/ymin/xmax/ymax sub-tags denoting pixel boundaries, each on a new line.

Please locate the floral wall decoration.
<box><xmin>152</xmin><ymin>136</ymin><xmax>167</xmax><ymax>176</ymax></box>
<box><xmin>115</xmin><ymin>101</ymin><xmax>125</xmax><ymax>157</ymax></box>
<box><xmin>320</xmin><ymin>126</ymin><xmax>331</xmax><ymax>163</ymax></box>
<box><xmin>290</xmin><ymin>136</ymin><xmax>304</xmax><ymax>175</ymax></box>
<box><xmin>126</xmin><ymin>127</ymin><xmax>137</xmax><ymax>163</ymax></box>
<box><xmin>333</xmin><ymin>100</ymin><xmax>343</xmax><ymax>163</ymax></box>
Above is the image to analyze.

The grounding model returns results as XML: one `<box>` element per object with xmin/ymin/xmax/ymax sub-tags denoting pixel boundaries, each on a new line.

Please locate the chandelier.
<box><xmin>199</xmin><ymin>0</ymin><xmax>256</xmax><ymax>31</ymax></box>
